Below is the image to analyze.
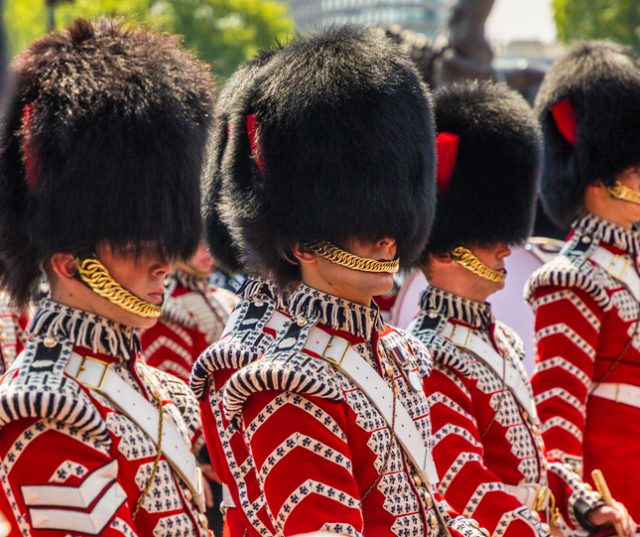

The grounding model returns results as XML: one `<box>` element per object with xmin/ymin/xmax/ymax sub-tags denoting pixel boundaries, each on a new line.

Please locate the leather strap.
<box><xmin>441</xmin><ymin>322</ymin><xmax>538</xmax><ymax>421</ymax></box>
<box><xmin>65</xmin><ymin>354</ymin><xmax>203</xmax><ymax>503</ymax></box>
<box><xmin>304</xmin><ymin>325</ymin><xmax>439</xmax><ymax>485</ymax></box>
<box><xmin>592</xmin><ymin>382</ymin><xmax>640</xmax><ymax>409</ymax></box>
<box><xmin>590</xmin><ymin>246</ymin><xmax>640</xmax><ymax>302</ymax></box>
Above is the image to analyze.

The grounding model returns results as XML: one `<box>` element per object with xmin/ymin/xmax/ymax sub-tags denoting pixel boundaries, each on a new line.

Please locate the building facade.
<box><xmin>284</xmin><ymin>0</ymin><xmax>451</xmax><ymax>38</ymax></box>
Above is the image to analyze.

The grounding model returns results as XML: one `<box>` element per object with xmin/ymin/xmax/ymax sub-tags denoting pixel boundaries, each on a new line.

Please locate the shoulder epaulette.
<box><xmin>188</xmin><ymin>299</ymin><xmax>279</xmax><ymax>400</ymax></box>
<box><xmin>409</xmin><ymin>310</ymin><xmax>471</xmax><ymax>375</ymax></box>
<box><xmin>0</xmin><ymin>339</ymin><xmax>110</xmax><ymax>445</ymax></box>
<box><xmin>524</xmin><ymin>233</ymin><xmax>611</xmax><ymax>310</ymax></box>
<box><xmin>223</xmin><ymin>319</ymin><xmax>344</xmax><ymax>422</ymax></box>
<box><xmin>189</xmin><ymin>342</ymin><xmax>260</xmax><ymax>400</ymax></box>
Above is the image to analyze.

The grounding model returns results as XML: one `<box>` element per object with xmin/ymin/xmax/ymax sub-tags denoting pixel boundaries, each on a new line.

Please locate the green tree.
<box><xmin>4</xmin><ymin>0</ymin><xmax>294</xmax><ymax>81</ymax></box>
<box><xmin>553</xmin><ymin>0</ymin><xmax>640</xmax><ymax>52</ymax></box>
<box><xmin>156</xmin><ymin>0</ymin><xmax>294</xmax><ymax>79</ymax></box>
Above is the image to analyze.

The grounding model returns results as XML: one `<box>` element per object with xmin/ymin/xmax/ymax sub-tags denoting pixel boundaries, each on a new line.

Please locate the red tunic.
<box><xmin>0</xmin><ymin>294</ymin><xmax>28</xmax><ymax>374</ymax></box>
<box><xmin>527</xmin><ymin>213</ymin><xmax>640</xmax><ymax>520</ymax></box>
<box><xmin>0</xmin><ymin>300</ymin><xmax>208</xmax><ymax>536</ymax></box>
<box><xmin>190</xmin><ymin>277</ymin><xmax>288</xmax><ymax>537</ymax></box>
<box><xmin>141</xmin><ymin>270</ymin><xmax>238</xmax><ymax>383</ymax></box>
<box><xmin>221</xmin><ymin>284</ymin><xmax>489</xmax><ymax>537</ymax></box>
<box><xmin>410</xmin><ymin>286</ymin><xmax>602</xmax><ymax>537</ymax></box>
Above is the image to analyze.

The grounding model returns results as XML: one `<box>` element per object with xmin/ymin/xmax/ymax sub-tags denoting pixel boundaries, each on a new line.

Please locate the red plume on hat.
<box><xmin>436</xmin><ymin>132</ymin><xmax>459</xmax><ymax>194</ymax></box>
<box><xmin>550</xmin><ymin>98</ymin><xmax>577</xmax><ymax>145</ymax></box>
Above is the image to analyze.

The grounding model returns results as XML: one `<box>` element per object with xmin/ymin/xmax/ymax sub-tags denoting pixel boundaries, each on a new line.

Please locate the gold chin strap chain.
<box><xmin>76</xmin><ymin>257</ymin><xmax>162</xmax><ymax>319</ymax></box>
<box><xmin>175</xmin><ymin>261</ymin><xmax>210</xmax><ymax>281</ymax></box>
<box><xmin>451</xmin><ymin>247</ymin><xmax>506</xmax><ymax>283</ymax></box>
<box><xmin>608</xmin><ymin>182</ymin><xmax>640</xmax><ymax>205</ymax></box>
<box><xmin>309</xmin><ymin>241</ymin><xmax>400</xmax><ymax>274</ymax></box>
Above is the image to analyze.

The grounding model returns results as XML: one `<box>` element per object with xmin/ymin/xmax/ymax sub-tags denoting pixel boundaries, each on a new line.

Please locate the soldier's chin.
<box><xmin>367</xmin><ymin>271</ymin><xmax>395</xmax><ymax>294</ymax></box>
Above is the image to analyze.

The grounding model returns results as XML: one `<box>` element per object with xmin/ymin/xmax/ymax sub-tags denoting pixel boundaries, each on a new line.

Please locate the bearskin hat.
<box><xmin>202</xmin><ymin>49</ymin><xmax>277</xmax><ymax>274</ymax></box>
<box><xmin>217</xmin><ymin>25</ymin><xmax>436</xmax><ymax>286</ymax></box>
<box><xmin>0</xmin><ymin>18</ymin><xmax>216</xmax><ymax>306</ymax></box>
<box><xmin>423</xmin><ymin>80</ymin><xmax>541</xmax><ymax>257</ymax></box>
<box><xmin>535</xmin><ymin>41</ymin><xmax>640</xmax><ymax>228</ymax></box>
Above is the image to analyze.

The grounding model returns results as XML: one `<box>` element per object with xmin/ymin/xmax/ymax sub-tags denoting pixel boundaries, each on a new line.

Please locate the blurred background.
<box><xmin>1</xmin><ymin>0</ymin><xmax>638</xmax><ymax>89</ymax></box>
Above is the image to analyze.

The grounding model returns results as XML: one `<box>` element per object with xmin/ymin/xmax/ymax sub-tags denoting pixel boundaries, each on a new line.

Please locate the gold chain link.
<box><xmin>608</xmin><ymin>182</ymin><xmax>640</xmax><ymax>205</ymax></box>
<box><xmin>309</xmin><ymin>241</ymin><xmax>400</xmax><ymax>274</ymax></box>
<box><xmin>451</xmin><ymin>247</ymin><xmax>506</xmax><ymax>283</ymax></box>
<box><xmin>76</xmin><ymin>257</ymin><xmax>162</xmax><ymax>318</ymax></box>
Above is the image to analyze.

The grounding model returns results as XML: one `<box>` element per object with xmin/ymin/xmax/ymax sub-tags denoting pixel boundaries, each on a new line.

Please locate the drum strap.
<box><xmin>441</xmin><ymin>322</ymin><xmax>538</xmax><ymax>421</ymax></box>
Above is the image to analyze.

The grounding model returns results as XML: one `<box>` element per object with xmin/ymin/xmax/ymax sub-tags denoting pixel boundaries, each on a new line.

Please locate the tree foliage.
<box><xmin>3</xmin><ymin>0</ymin><xmax>294</xmax><ymax>81</ymax></box>
<box><xmin>553</xmin><ymin>0</ymin><xmax>640</xmax><ymax>52</ymax></box>
<box><xmin>156</xmin><ymin>0</ymin><xmax>293</xmax><ymax>79</ymax></box>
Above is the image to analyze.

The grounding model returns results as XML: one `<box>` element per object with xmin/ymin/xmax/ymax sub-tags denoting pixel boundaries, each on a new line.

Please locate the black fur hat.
<box><xmin>0</xmin><ymin>18</ymin><xmax>216</xmax><ymax>306</ymax></box>
<box><xmin>535</xmin><ymin>41</ymin><xmax>640</xmax><ymax>228</ymax></box>
<box><xmin>202</xmin><ymin>49</ymin><xmax>277</xmax><ymax>274</ymax></box>
<box><xmin>217</xmin><ymin>25</ymin><xmax>436</xmax><ymax>286</ymax></box>
<box><xmin>424</xmin><ymin>80</ymin><xmax>541</xmax><ymax>257</ymax></box>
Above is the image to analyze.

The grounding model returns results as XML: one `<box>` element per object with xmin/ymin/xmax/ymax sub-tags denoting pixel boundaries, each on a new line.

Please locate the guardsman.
<box><xmin>213</xmin><ymin>26</ymin><xmax>489</xmax><ymax>537</ymax></box>
<box><xmin>526</xmin><ymin>41</ymin><xmax>640</xmax><ymax>522</ymax></box>
<box><xmin>141</xmin><ymin>242</ymin><xmax>238</xmax><ymax>383</ymax></box>
<box><xmin>409</xmin><ymin>79</ymin><xmax>635</xmax><ymax>537</ymax></box>
<box><xmin>189</xmin><ymin>48</ymin><xmax>292</xmax><ymax>537</ymax></box>
<box><xmin>0</xmin><ymin>18</ymin><xmax>215</xmax><ymax>534</ymax></box>
<box><xmin>140</xmin><ymin>240</ymin><xmax>238</xmax><ymax>535</ymax></box>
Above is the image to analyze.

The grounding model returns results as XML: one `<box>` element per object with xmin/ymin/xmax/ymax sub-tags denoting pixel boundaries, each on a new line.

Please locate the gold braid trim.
<box><xmin>309</xmin><ymin>241</ymin><xmax>400</xmax><ymax>273</ymax></box>
<box><xmin>451</xmin><ymin>247</ymin><xmax>506</xmax><ymax>283</ymax></box>
<box><xmin>608</xmin><ymin>182</ymin><xmax>640</xmax><ymax>205</ymax></box>
<box><xmin>76</xmin><ymin>257</ymin><xmax>162</xmax><ymax>319</ymax></box>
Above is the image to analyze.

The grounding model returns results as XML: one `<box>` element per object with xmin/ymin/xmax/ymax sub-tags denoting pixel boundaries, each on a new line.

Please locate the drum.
<box><xmin>390</xmin><ymin>238</ymin><xmax>563</xmax><ymax>374</ymax></box>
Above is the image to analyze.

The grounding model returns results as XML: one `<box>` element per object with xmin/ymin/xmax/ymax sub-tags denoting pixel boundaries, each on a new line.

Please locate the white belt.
<box><xmin>590</xmin><ymin>246</ymin><xmax>640</xmax><ymax>302</ymax></box>
<box><xmin>504</xmin><ymin>484</ymin><xmax>550</xmax><ymax>511</ymax></box>
<box><xmin>441</xmin><ymin>322</ymin><xmax>538</xmax><ymax>421</ymax></box>
<box><xmin>221</xmin><ymin>484</ymin><xmax>235</xmax><ymax>510</ymax></box>
<box><xmin>592</xmin><ymin>382</ymin><xmax>640</xmax><ymax>408</ymax></box>
<box><xmin>65</xmin><ymin>354</ymin><xmax>203</xmax><ymax>504</ymax></box>
<box><xmin>305</xmin><ymin>326</ymin><xmax>439</xmax><ymax>485</ymax></box>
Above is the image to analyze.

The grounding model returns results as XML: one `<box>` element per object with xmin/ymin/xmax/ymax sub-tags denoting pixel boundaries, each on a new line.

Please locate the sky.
<box><xmin>486</xmin><ymin>0</ymin><xmax>557</xmax><ymax>44</ymax></box>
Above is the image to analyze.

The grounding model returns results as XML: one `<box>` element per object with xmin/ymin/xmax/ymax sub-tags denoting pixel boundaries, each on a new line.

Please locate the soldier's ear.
<box><xmin>433</xmin><ymin>252</ymin><xmax>453</xmax><ymax>264</ymax></box>
<box><xmin>291</xmin><ymin>243</ymin><xmax>316</xmax><ymax>266</ymax></box>
<box><xmin>49</xmin><ymin>253</ymin><xmax>78</xmax><ymax>281</ymax></box>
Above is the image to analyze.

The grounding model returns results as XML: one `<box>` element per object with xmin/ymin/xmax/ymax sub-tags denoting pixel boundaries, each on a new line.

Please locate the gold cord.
<box><xmin>76</xmin><ymin>257</ymin><xmax>162</xmax><ymax>318</ymax></box>
<box><xmin>608</xmin><ymin>182</ymin><xmax>640</xmax><ymax>205</ymax></box>
<box><xmin>132</xmin><ymin>392</ymin><xmax>164</xmax><ymax>520</ymax></box>
<box><xmin>451</xmin><ymin>247</ymin><xmax>506</xmax><ymax>283</ymax></box>
<box><xmin>309</xmin><ymin>241</ymin><xmax>400</xmax><ymax>274</ymax></box>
